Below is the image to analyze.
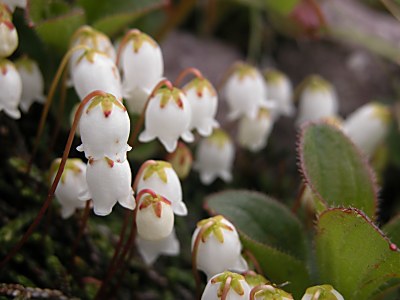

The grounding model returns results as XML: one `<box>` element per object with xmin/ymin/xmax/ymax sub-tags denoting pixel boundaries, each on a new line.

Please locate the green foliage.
<box><xmin>383</xmin><ymin>214</ymin><xmax>400</xmax><ymax>246</ymax></box>
<box><xmin>299</xmin><ymin>122</ymin><xmax>378</xmax><ymax>218</ymax></box>
<box><xmin>316</xmin><ymin>208</ymin><xmax>400</xmax><ymax>300</ymax></box>
<box><xmin>232</xmin><ymin>0</ymin><xmax>300</xmax><ymax>15</ymax></box>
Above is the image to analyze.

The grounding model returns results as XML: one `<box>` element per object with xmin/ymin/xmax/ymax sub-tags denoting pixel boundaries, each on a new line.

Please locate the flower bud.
<box><xmin>139</xmin><ymin>85</ymin><xmax>194</xmax><ymax>153</ymax></box>
<box><xmin>84</xmin><ymin>158</ymin><xmax>135</xmax><ymax>216</ymax></box>
<box><xmin>136</xmin><ymin>229</ymin><xmax>179</xmax><ymax>265</ymax></box>
<box><xmin>237</xmin><ymin>108</ymin><xmax>274</xmax><ymax>152</ymax></box>
<box><xmin>224</xmin><ymin>62</ymin><xmax>270</xmax><ymax>121</ymax></box>
<box><xmin>182</xmin><ymin>76</ymin><xmax>219</xmax><ymax>136</ymax></box>
<box><xmin>69</xmin><ymin>26</ymin><xmax>116</xmax><ymax>70</ymax></box>
<box><xmin>264</xmin><ymin>69</ymin><xmax>294</xmax><ymax>117</ymax></box>
<box><xmin>50</xmin><ymin>158</ymin><xmax>90</xmax><ymax>219</ymax></box>
<box><xmin>0</xmin><ymin>20</ymin><xmax>18</xmax><ymax>58</ymax></box>
<box><xmin>136</xmin><ymin>189</ymin><xmax>174</xmax><ymax>241</ymax></box>
<box><xmin>121</xmin><ymin>30</ymin><xmax>163</xmax><ymax>114</ymax></box>
<box><xmin>201</xmin><ymin>271</ymin><xmax>251</xmax><ymax>300</ymax></box>
<box><xmin>251</xmin><ymin>285</ymin><xmax>293</xmax><ymax>300</ymax></box>
<box><xmin>15</xmin><ymin>57</ymin><xmax>45</xmax><ymax>113</ymax></box>
<box><xmin>192</xmin><ymin>215</ymin><xmax>248</xmax><ymax>279</ymax></box>
<box><xmin>0</xmin><ymin>59</ymin><xmax>21</xmax><ymax>119</ymax></box>
<box><xmin>166</xmin><ymin>142</ymin><xmax>193</xmax><ymax>180</ymax></box>
<box><xmin>71</xmin><ymin>50</ymin><xmax>122</xmax><ymax>101</ymax></box>
<box><xmin>194</xmin><ymin>129</ymin><xmax>234</xmax><ymax>185</ymax></box>
<box><xmin>77</xmin><ymin>93</ymin><xmax>131</xmax><ymax>162</ymax></box>
<box><xmin>296</xmin><ymin>75</ymin><xmax>338</xmax><ymax>126</ymax></box>
<box><xmin>301</xmin><ymin>285</ymin><xmax>344</xmax><ymax>300</ymax></box>
<box><xmin>343</xmin><ymin>102</ymin><xmax>390</xmax><ymax>157</ymax></box>
<box><xmin>135</xmin><ymin>160</ymin><xmax>187</xmax><ymax>216</ymax></box>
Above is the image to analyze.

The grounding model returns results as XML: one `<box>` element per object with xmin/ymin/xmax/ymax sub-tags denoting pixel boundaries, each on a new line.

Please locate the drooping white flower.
<box><xmin>136</xmin><ymin>228</ymin><xmax>180</xmax><ymax>265</ymax></box>
<box><xmin>237</xmin><ymin>108</ymin><xmax>274</xmax><ymax>152</ymax></box>
<box><xmin>343</xmin><ymin>102</ymin><xmax>390</xmax><ymax>157</ymax></box>
<box><xmin>120</xmin><ymin>29</ymin><xmax>164</xmax><ymax>114</ymax></box>
<box><xmin>0</xmin><ymin>20</ymin><xmax>18</xmax><ymax>58</ymax></box>
<box><xmin>201</xmin><ymin>271</ymin><xmax>251</xmax><ymax>300</ymax></box>
<box><xmin>182</xmin><ymin>76</ymin><xmax>219</xmax><ymax>136</ymax></box>
<box><xmin>224</xmin><ymin>62</ymin><xmax>271</xmax><ymax>121</ymax></box>
<box><xmin>69</xmin><ymin>25</ymin><xmax>116</xmax><ymax>71</ymax></box>
<box><xmin>194</xmin><ymin>129</ymin><xmax>234</xmax><ymax>185</ymax></box>
<box><xmin>77</xmin><ymin>92</ymin><xmax>131</xmax><ymax>162</ymax></box>
<box><xmin>14</xmin><ymin>57</ymin><xmax>45</xmax><ymax>113</ymax></box>
<box><xmin>251</xmin><ymin>285</ymin><xmax>293</xmax><ymax>300</ymax></box>
<box><xmin>50</xmin><ymin>158</ymin><xmax>90</xmax><ymax>219</ymax></box>
<box><xmin>192</xmin><ymin>215</ymin><xmax>248</xmax><ymax>279</ymax></box>
<box><xmin>84</xmin><ymin>157</ymin><xmax>135</xmax><ymax>216</ymax></box>
<box><xmin>71</xmin><ymin>49</ymin><xmax>122</xmax><ymax>101</ymax></box>
<box><xmin>136</xmin><ymin>189</ymin><xmax>174</xmax><ymax>241</ymax></box>
<box><xmin>296</xmin><ymin>75</ymin><xmax>338</xmax><ymax>126</ymax></box>
<box><xmin>0</xmin><ymin>59</ymin><xmax>21</xmax><ymax>119</ymax></box>
<box><xmin>1</xmin><ymin>0</ymin><xmax>27</xmax><ymax>12</ymax></box>
<box><xmin>166</xmin><ymin>142</ymin><xmax>193</xmax><ymax>180</ymax></box>
<box><xmin>301</xmin><ymin>285</ymin><xmax>344</xmax><ymax>300</ymax></box>
<box><xmin>135</xmin><ymin>160</ymin><xmax>187</xmax><ymax>216</ymax></box>
<box><xmin>139</xmin><ymin>84</ymin><xmax>194</xmax><ymax>153</ymax></box>
<box><xmin>264</xmin><ymin>69</ymin><xmax>294</xmax><ymax>117</ymax></box>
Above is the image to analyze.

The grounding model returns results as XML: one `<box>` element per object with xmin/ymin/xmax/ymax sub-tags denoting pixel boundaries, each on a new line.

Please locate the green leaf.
<box><xmin>232</xmin><ymin>0</ymin><xmax>300</xmax><ymax>15</ymax></box>
<box><xmin>316</xmin><ymin>208</ymin><xmax>400</xmax><ymax>300</ymax></box>
<box><xmin>298</xmin><ymin>122</ymin><xmax>378</xmax><ymax>218</ymax></box>
<box><xmin>383</xmin><ymin>214</ymin><xmax>400</xmax><ymax>246</ymax></box>
<box><xmin>205</xmin><ymin>190</ymin><xmax>307</xmax><ymax>260</ymax></box>
<box><xmin>77</xmin><ymin>0</ymin><xmax>166</xmax><ymax>37</ymax></box>
<box><xmin>241</xmin><ymin>234</ymin><xmax>311</xmax><ymax>298</ymax></box>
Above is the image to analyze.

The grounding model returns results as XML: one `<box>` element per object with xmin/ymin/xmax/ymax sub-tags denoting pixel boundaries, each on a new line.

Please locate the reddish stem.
<box><xmin>0</xmin><ymin>90</ymin><xmax>105</xmax><ymax>270</ymax></box>
<box><xmin>243</xmin><ymin>249</ymin><xmax>263</xmax><ymax>275</ymax></box>
<box><xmin>174</xmin><ymin>67</ymin><xmax>204</xmax><ymax>87</ymax></box>
<box><xmin>71</xmin><ymin>200</ymin><xmax>92</xmax><ymax>262</ymax></box>
<box><xmin>221</xmin><ymin>276</ymin><xmax>232</xmax><ymax>300</ymax></box>
<box><xmin>115</xmin><ymin>29</ymin><xmax>142</xmax><ymax>67</ymax></box>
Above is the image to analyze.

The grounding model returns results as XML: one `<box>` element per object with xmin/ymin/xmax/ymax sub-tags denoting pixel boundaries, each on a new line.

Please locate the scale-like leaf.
<box><xmin>298</xmin><ymin>122</ymin><xmax>378</xmax><ymax>218</ymax></box>
<box><xmin>316</xmin><ymin>208</ymin><xmax>400</xmax><ymax>300</ymax></box>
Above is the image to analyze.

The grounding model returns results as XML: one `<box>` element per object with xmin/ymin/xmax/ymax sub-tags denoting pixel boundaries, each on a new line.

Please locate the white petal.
<box><xmin>139</xmin><ymin>130</ymin><xmax>156</xmax><ymax>143</ymax></box>
<box><xmin>173</xmin><ymin>201</ymin><xmax>188</xmax><ymax>216</ymax></box>
<box><xmin>181</xmin><ymin>130</ymin><xmax>194</xmax><ymax>143</ymax></box>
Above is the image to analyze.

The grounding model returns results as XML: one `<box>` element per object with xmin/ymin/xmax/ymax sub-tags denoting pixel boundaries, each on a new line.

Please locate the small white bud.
<box><xmin>135</xmin><ymin>160</ymin><xmax>187</xmax><ymax>216</ymax></box>
<box><xmin>15</xmin><ymin>57</ymin><xmax>45</xmax><ymax>113</ymax></box>
<box><xmin>238</xmin><ymin>108</ymin><xmax>274</xmax><ymax>152</ymax></box>
<box><xmin>136</xmin><ymin>189</ymin><xmax>174</xmax><ymax>241</ymax></box>
<box><xmin>84</xmin><ymin>158</ymin><xmax>135</xmax><ymax>216</ymax></box>
<box><xmin>0</xmin><ymin>20</ymin><xmax>18</xmax><ymax>57</ymax></box>
<box><xmin>139</xmin><ymin>85</ymin><xmax>194</xmax><ymax>153</ymax></box>
<box><xmin>0</xmin><ymin>59</ymin><xmax>21</xmax><ymax>119</ymax></box>
<box><xmin>301</xmin><ymin>285</ymin><xmax>344</xmax><ymax>300</ymax></box>
<box><xmin>296</xmin><ymin>76</ymin><xmax>338</xmax><ymax>126</ymax></box>
<box><xmin>194</xmin><ymin>129</ymin><xmax>234</xmax><ymax>185</ymax></box>
<box><xmin>50</xmin><ymin>158</ymin><xmax>90</xmax><ymax>219</ymax></box>
<box><xmin>264</xmin><ymin>69</ymin><xmax>294</xmax><ymax>117</ymax></box>
<box><xmin>192</xmin><ymin>216</ymin><xmax>248</xmax><ymax>279</ymax></box>
<box><xmin>343</xmin><ymin>102</ymin><xmax>390</xmax><ymax>157</ymax></box>
<box><xmin>77</xmin><ymin>93</ymin><xmax>131</xmax><ymax>162</ymax></box>
<box><xmin>201</xmin><ymin>271</ymin><xmax>251</xmax><ymax>300</ymax></box>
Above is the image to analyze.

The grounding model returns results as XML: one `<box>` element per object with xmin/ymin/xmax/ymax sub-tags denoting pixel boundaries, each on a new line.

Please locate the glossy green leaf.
<box><xmin>316</xmin><ymin>208</ymin><xmax>400</xmax><ymax>300</ymax></box>
<box><xmin>232</xmin><ymin>0</ymin><xmax>299</xmax><ymax>15</ymax></box>
<box><xmin>205</xmin><ymin>190</ymin><xmax>307</xmax><ymax>260</ymax></box>
<box><xmin>383</xmin><ymin>214</ymin><xmax>400</xmax><ymax>246</ymax></box>
<box><xmin>299</xmin><ymin>122</ymin><xmax>378</xmax><ymax>218</ymax></box>
<box><xmin>241</xmin><ymin>234</ymin><xmax>311</xmax><ymax>298</ymax></box>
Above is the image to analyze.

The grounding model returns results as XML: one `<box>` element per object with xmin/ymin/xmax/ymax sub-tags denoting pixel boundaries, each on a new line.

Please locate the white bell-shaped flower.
<box><xmin>84</xmin><ymin>157</ymin><xmax>135</xmax><ymax>216</ymax></box>
<box><xmin>183</xmin><ymin>76</ymin><xmax>219</xmax><ymax>136</ymax></box>
<box><xmin>50</xmin><ymin>158</ymin><xmax>90</xmax><ymax>219</ymax></box>
<box><xmin>136</xmin><ymin>189</ymin><xmax>174</xmax><ymax>241</ymax></box>
<box><xmin>0</xmin><ymin>20</ymin><xmax>18</xmax><ymax>58</ymax></box>
<box><xmin>0</xmin><ymin>59</ymin><xmax>21</xmax><ymax>119</ymax></box>
<box><xmin>237</xmin><ymin>108</ymin><xmax>274</xmax><ymax>152</ymax></box>
<box><xmin>166</xmin><ymin>142</ymin><xmax>193</xmax><ymax>180</ymax></box>
<box><xmin>224</xmin><ymin>62</ymin><xmax>270</xmax><ymax>121</ymax></box>
<box><xmin>15</xmin><ymin>57</ymin><xmax>45</xmax><ymax>113</ymax></box>
<box><xmin>194</xmin><ymin>129</ymin><xmax>234</xmax><ymax>185</ymax></box>
<box><xmin>139</xmin><ymin>84</ymin><xmax>194</xmax><ymax>153</ymax></box>
<box><xmin>192</xmin><ymin>215</ymin><xmax>248</xmax><ymax>279</ymax></box>
<box><xmin>264</xmin><ymin>69</ymin><xmax>294</xmax><ymax>117</ymax></box>
<box><xmin>136</xmin><ymin>229</ymin><xmax>179</xmax><ymax>265</ymax></box>
<box><xmin>120</xmin><ymin>30</ymin><xmax>164</xmax><ymax>114</ymax></box>
<box><xmin>1</xmin><ymin>0</ymin><xmax>27</xmax><ymax>12</ymax></box>
<box><xmin>135</xmin><ymin>160</ymin><xmax>187</xmax><ymax>216</ymax></box>
<box><xmin>77</xmin><ymin>93</ymin><xmax>131</xmax><ymax>162</ymax></box>
<box><xmin>296</xmin><ymin>75</ymin><xmax>338</xmax><ymax>126</ymax></box>
<box><xmin>343</xmin><ymin>102</ymin><xmax>390</xmax><ymax>157</ymax></box>
<box><xmin>71</xmin><ymin>49</ymin><xmax>122</xmax><ymax>101</ymax></box>
<box><xmin>251</xmin><ymin>285</ymin><xmax>293</xmax><ymax>300</ymax></box>
<box><xmin>301</xmin><ymin>285</ymin><xmax>344</xmax><ymax>300</ymax></box>
<box><xmin>201</xmin><ymin>271</ymin><xmax>251</xmax><ymax>300</ymax></box>
<box><xmin>69</xmin><ymin>25</ymin><xmax>116</xmax><ymax>70</ymax></box>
